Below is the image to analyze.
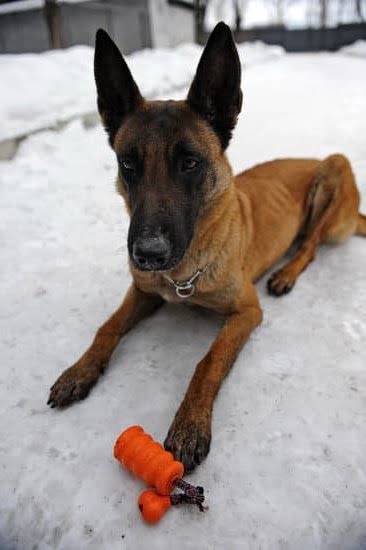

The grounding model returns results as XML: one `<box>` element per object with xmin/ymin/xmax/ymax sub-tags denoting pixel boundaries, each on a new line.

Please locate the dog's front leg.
<box><xmin>165</xmin><ymin>285</ymin><xmax>262</xmax><ymax>472</ymax></box>
<box><xmin>48</xmin><ymin>284</ymin><xmax>163</xmax><ymax>407</ymax></box>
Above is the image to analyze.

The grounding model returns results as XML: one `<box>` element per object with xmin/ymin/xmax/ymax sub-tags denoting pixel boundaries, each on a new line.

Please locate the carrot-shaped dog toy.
<box><xmin>114</xmin><ymin>426</ymin><xmax>207</xmax><ymax>522</ymax></box>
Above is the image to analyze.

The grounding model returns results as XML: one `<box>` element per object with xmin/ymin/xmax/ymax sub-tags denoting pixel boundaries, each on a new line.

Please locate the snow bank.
<box><xmin>0</xmin><ymin>46</ymin><xmax>94</xmax><ymax>142</ymax></box>
<box><xmin>340</xmin><ymin>39</ymin><xmax>366</xmax><ymax>58</ymax></box>
<box><xmin>0</xmin><ymin>41</ymin><xmax>284</xmax><ymax>143</ymax></box>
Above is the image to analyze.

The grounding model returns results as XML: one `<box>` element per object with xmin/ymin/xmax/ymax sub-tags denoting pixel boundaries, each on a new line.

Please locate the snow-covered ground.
<box><xmin>1</xmin><ymin>44</ymin><xmax>366</xmax><ymax>550</ymax></box>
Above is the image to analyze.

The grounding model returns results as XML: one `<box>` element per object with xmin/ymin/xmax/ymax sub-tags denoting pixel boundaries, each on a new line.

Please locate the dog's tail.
<box><xmin>355</xmin><ymin>213</ymin><xmax>366</xmax><ymax>236</ymax></box>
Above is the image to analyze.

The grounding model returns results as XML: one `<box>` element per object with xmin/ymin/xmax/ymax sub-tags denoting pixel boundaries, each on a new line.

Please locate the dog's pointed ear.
<box><xmin>94</xmin><ymin>29</ymin><xmax>143</xmax><ymax>146</ymax></box>
<box><xmin>187</xmin><ymin>22</ymin><xmax>242</xmax><ymax>150</ymax></box>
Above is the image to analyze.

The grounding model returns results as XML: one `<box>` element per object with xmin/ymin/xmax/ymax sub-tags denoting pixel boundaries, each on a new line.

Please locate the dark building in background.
<box><xmin>0</xmin><ymin>0</ymin><xmax>152</xmax><ymax>54</ymax></box>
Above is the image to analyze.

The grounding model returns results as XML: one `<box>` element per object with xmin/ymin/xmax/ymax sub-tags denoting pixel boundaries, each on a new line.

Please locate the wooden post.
<box><xmin>45</xmin><ymin>0</ymin><xmax>62</xmax><ymax>49</ymax></box>
<box><xmin>194</xmin><ymin>0</ymin><xmax>204</xmax><ymax>44</ymax></box>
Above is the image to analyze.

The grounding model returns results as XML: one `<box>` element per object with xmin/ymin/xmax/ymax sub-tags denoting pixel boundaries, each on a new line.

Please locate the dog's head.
<box><xmin>94</xmin><ymin>23</ymin><xmax>242</xmax><ymax>272</ymax></box>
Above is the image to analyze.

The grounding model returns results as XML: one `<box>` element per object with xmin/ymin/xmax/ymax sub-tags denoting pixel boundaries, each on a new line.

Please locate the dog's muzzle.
<box><xmin>132</xmin><ymin>235</ymin><xmax>172</xmax><ymax>271</ymax></box>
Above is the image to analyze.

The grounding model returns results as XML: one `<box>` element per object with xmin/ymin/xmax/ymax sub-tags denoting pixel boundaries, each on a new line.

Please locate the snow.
<box><xmin>0</xmin><ymin>46</ymin><xmax>95</xmax><ymax>142</ymax></box>
<box><xmin>1</xmin><ymin>46</ymin><xmax>366</xmax><ymax>550</ymax></box>
<box><xmin>340</xmin><ymin>39</ymin><xmax>366</xmax><ymax>58</ymax></box>
<box><xmin>0</xmin><ymin>0</ymin><xmax>44</xmax><ymax>15</ymax></box>
<box><xmin>0</xmin><ymin>41</ymin><xmax>284</xmax><ymax>143</ymax></box>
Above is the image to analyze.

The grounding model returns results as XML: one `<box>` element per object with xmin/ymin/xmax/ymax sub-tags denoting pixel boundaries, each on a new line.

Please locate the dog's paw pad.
<box><xmin>267</xmin><ymin>269</ymin><xmax>296</xmax><ymax>297</ymax></box>
<box><xmin>47</xmin><ymin>364</ymin><xmax>99</xmax><ymax>408</ymax></box>
<box><xmin>164</xmin><ymin>418</ymin><xmax>211</xmax><ymax>473</ymax></box>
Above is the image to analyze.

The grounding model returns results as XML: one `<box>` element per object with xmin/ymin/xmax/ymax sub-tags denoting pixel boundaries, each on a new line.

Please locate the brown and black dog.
<box><xmin>48</xmin><ymin>23</ymin><xmax>366</xmax><ymax>471</ymax></box>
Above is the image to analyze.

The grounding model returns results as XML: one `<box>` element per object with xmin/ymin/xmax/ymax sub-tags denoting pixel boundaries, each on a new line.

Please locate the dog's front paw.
<box><xmin>47</xmin><ymin>361</ymin><xmax>101</xmax><ymax>408</ymax></box>
<box><xmin>164</xmin><ymin>409</ymin><xmax>211</xmax><ymax>473</ymax></box>
<box><xmin>267</xmin><ymin>268</ymin><xmax>296</xmax><ymax>296</ymax></box>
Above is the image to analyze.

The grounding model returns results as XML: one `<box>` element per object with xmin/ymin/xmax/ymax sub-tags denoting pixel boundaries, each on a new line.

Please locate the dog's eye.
<box><xmin>121</xmin><ymin>159</ymin><xmax>135</xmax><ymax>172</ymax></box>
<box><xmin>181</xmin><ymin>157</ymin><xmax>199</xmax><ymax>172</ymax></box>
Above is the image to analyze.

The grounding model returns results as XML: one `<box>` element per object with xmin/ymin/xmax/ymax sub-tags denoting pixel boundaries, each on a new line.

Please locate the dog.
<box><xmin>48</xmin><ymin>22</ymin><xmax>366</xmax><ymax>472</ymax></box>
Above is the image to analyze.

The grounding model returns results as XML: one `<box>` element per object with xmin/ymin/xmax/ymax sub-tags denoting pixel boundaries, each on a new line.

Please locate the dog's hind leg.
<box><xmin>48</xmin><ymin>285</ymin><xmax>163</xmax><ymax>407</ymax></box>
<box><xmin>267</xmin><ymin>154</ymin><xmax>360</xmax><ymax>296</ymax></box>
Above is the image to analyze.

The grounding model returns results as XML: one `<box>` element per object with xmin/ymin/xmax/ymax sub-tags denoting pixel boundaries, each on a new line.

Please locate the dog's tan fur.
<box><xmin>48</xmin><ymin>25</ymin><xmax>365</xmax><ymax>471</ymax></box>
<box><xmin>132</xmin><ymin>152</ymin><xmax>362</xmax><ymax>304</ymax></box>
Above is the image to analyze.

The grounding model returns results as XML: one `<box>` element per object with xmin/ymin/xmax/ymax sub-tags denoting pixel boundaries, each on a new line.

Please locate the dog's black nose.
<box><xmin>132</xmin><ymin>235</ymin><xmax>171</xmax><ymax>271</ymax></box>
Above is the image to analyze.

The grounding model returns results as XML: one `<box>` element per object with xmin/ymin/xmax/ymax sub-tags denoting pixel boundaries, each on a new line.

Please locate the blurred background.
<box><xmin>0</xmin><ymin>0</ymin><xmax>365</xmax><ymax>54</ymax></box>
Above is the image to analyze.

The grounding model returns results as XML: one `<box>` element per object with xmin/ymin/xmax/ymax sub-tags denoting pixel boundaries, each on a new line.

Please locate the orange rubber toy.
<box><xmin>114</xmin><ymin>426</ymin><xmax>184</xmax><ymax>494</ymax></box>
<box><xmin>114</xmin><ymin>426</ymin><xmax>207</xmax><ymax>522</ymax></box>
<box><xmin>138</xmin><ymin>490</ymin><xmax>172</xmax><ymax>523</ymax></box>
